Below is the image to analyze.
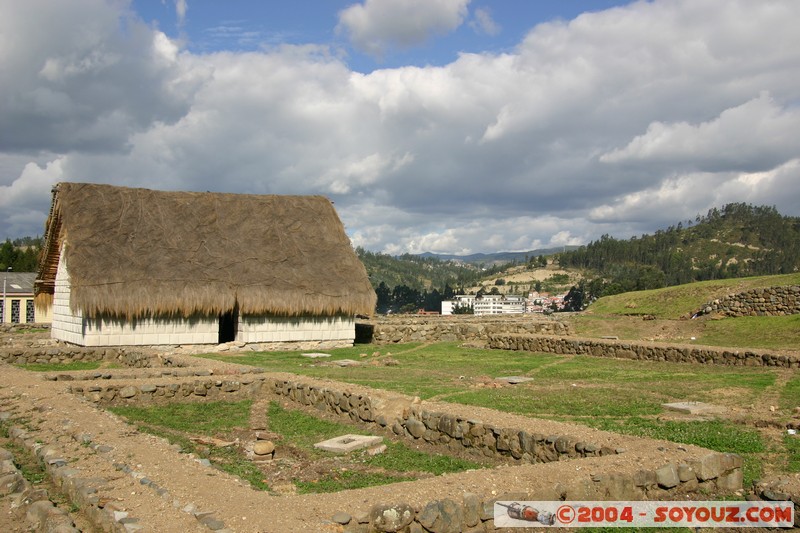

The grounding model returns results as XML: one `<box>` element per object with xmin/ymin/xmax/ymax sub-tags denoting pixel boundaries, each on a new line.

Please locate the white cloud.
<box><xmin>175</xmin><ymin>0</ymin><xmax>187</xmax><ymax>27</ymax></box>
<box><xmin>0</xmin><ymin>0</ymin><xmax>207</xmax><ymax>154</ymax></box>
<box><xmin>2</xmin><ymin>0</ymin><xmax>800</xmax><ymax>254</ymax></box>
<box><xmin>469</xmin><ymin>7</ymin><xmax>501</xmax><ymax>36</ymax></box>
<box><xmin>337</xmin><ymin>0</ymin><xmax>470</xmax><ymax>58</ymax></box>
<box><xmin>600</xmin><ymin>92</ymin><xmax>800</xmax><ymax>172</ymax></box>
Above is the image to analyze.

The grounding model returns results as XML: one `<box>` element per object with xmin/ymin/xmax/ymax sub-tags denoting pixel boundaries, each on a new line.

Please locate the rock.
<box><xmin>198</xmin><ymin>515</ymin><xmax>226</xmax><ymax>530</ymax></box>
<box><xmin>677</xmin><ymin>463</ymin><xmax>696</xmax><ymax>482</ymax></box>
<box><xmin>693</xmin><ymin>453</ymin><xmax>722</xmax><ymax>481</ymax></box>
<box><xmin>462</xmin><ymin>493</ymin><xmax>481</xmax><ymax>528</ymax></box>
<box><xmin>367</xmin><ymin>444</ymin><xmax>387</xmax><ymax>456</ymax></box>
<box><xmin>119</xmin><ymin>386</ymin><xmax>137</xmax><ymax>399</ymax></box>
<box><xmin>406</xmin><ymin>418</ymin><xmax>426</xmax><ymax>439</ymax></box>
<box><xmin>252</xmin><ymin>441</ymin><xmax>275</xmax><ymax>456</ymax></box>
<box><xmin>332</xmin><ymin>512</ymin><xmax>351</xmax><ymax>525</ymax></box>
<box><xmin>418</xmin><ymin>499</ymin><xmax>463</xmax><ymax>533</ymax></box>
<box><xmin>370</xmin><ymin>502</ymin><xmax>414</xmax><ymax>532</ymax></box>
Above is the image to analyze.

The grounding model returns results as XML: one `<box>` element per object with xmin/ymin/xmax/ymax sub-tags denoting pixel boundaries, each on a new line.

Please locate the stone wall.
<box><xmin>0</xmin><ymin>344</ymin><xmax>173</xmax><ymax>368</ymax></box>
<box><xmin>364</xmin><ymin>315</ymin><xmax>571</xmax><ymax>344</ymax></box>
<box><xmin>268</xmin><ymin>377</ymin><xmax>617</xmax><ymax>464</ymax></box>
<box><xmin>696</xmin><ymin>285</ymin><xmax>800</xmax><ymax>317</ymax></box>
<box><xmin>47</xmin><ymin>366</ymin><xmax>750</xmax><ymax>532</ymax></box>
<box><xmin>0</xmin><ymin>323</ymin><xmax>49</xmax><ymax>334</ymax></box>
<box><xmin>69</xmin><ymin>373</ymin><xmax>267</xmax><ymax>405</ymax></box>
<box><xmin>487</xmin><ymin>334</ymin><xmax>800</xmax><ymax>368</ymax></box>
<box><xmin>265</xmin><ymin>377</ymin><xmax>744</xmax><ymax>533</ymax></box>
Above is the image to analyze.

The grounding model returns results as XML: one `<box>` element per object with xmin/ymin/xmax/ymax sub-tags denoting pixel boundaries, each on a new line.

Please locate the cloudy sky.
<box><xmin>2</xmin><ymin>0</ymin><xmax>799</xmax><ymax>255</ymax></box>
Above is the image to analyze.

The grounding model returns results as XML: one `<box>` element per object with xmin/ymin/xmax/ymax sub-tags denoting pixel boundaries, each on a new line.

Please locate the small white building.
<box><xmin>473</xmin><ymin>294</ymin><xmax>525</xmax><ymax>316</ymax></box>
<box><xmin>1</xmin><ymin>272</ymin><xmax>51</xmax><ymax>325</ymax></box>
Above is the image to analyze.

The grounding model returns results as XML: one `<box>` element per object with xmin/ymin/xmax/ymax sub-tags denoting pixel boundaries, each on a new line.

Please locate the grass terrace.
<box><xmin>198</xmin><ymin>342</ymin><xmax>800</xmax><ymax>487</ymax></box>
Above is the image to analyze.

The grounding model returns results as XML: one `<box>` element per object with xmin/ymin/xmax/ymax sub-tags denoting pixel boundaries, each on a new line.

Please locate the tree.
<box><xmin>452</xmin><ymin>302</ymin><xmax>473</xmax><ymax>314</ymax></box>
<box><xmin>375</xmin><ymin>282</ymin><xmax>391</xmax><ymax>314</ymax></box>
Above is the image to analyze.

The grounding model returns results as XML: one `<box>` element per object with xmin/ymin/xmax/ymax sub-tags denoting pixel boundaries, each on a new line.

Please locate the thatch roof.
<box><xmin>36</xmin><ymin>183</ymin><xmax>376</xmax><ymax>319</ymax></box>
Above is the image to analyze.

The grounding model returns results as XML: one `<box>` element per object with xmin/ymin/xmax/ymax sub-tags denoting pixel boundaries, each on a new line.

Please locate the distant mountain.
<box><xmin>418</xmin><ymin>246</ymin><xmax>581</xmax><ymax>266</ymax></box>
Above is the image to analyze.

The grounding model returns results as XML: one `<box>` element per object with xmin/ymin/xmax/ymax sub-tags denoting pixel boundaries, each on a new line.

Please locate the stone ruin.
<box><xmin>1</xmin><ymin>322</ymin><xmax>797</xmax><ymax>532</ymax></box>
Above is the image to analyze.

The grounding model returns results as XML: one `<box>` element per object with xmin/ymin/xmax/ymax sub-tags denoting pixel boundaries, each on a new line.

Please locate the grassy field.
<box><xmin>198</xmin><ymin>341</ymin><xmax>799</xmax><ymax>487</ymax></box>
<box><xmin>571</xmin><ymin>273</ymin><xmax>800</xmax><ymax>350</ymax></box>
<box><xmin>109</xmin><ymin>398</ymin><xmax>482</xmax><ymax>494</ymax></box>
<box><xmin>587</xmin><ymin>273</ymin><xmax>800</xmax><ymax>319</ymax></box>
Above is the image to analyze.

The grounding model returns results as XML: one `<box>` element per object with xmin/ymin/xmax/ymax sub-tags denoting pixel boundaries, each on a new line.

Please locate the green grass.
<box><xmin>697</xmin><ymin>315</ymin><xmax>800</xmax><ymax>350</ymax></box>
<box><xmin>294</xmin><ymin>470</ymin><xmax>410</xmax><ymax>494</ymax></box>
<box><xmin>17</xmin><ymin>361</ymin><xmax>104</xmax><ymax>372</ymax></box>
<box><xmin>364</xmin><ymin>440</ymin><xmax>481</xmax><ymax>476</ymax></box>
<box><xmin>109</xmin><ymin>399</ymin><xmax>483</xmax><ymax>494</ymax></box>
<box><xmin>584</xmin><ymin>417</ymin><xmax>765</xmax><ymax>487</ymax></box>
<box><xmin>589</xmin><ymin>273</ymin><xmax>800</xmax><ymax>319</ymax></box>
<box><xmin>200</xmin><ymin>343</ymin><xmax>563</xmax><ymax>400</ymax></box>
<box><xmin>585</xmin><ymin>417</ymin><xmax>764</xmax><ymax>454</ymax></box>
<box><xmin>786</xmin><ymin>434</ymin><xmax>800</xmax><ymax>473</ymax></box>
<box><xmin>110</xmin><ymin>400</ymin><xmax>251</xmax><ymax>433</ymax></box>
<box><xmin>780</xmin><ymin>375</ymin><xmax>800</xmax><ymax>411</ymax></box>
<box><xmin>177</xmin><ymin>341</ymin><xmax>798</xmax><ymax>490</ymax></box>
<box><xmin>267</xmin><ymin>400</ymin><xmax>369</xmax><ymax>449</ymax></box>
<box><xmin>267</xmin><ymin>402</ymin><xmax>483</xmax><ymax>492</ymax></box>
<box><xmin>109</xmin><ymin>401</ymin><xmax>270</xmax><ymax>491</ymax></box>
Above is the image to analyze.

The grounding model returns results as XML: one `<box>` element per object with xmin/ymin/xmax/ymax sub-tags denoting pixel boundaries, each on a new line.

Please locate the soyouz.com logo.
<box><xmin>494</xmin><ymin>501</ymin><xmax>794</xmax><ymax>528</ymax></box>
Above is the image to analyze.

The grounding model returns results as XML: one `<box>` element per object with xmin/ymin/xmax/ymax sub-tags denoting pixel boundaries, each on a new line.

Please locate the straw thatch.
<box><xmin>36</xmin><ymin>183</ymin><xmax>376</xmax><ymax>319</ymax></box>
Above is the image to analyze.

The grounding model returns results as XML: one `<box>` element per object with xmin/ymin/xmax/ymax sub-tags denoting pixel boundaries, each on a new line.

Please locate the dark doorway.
<box><xmin>218</xmin><ymin>307</ymin><xmax>238</xmax><ymax>343</ymax></box>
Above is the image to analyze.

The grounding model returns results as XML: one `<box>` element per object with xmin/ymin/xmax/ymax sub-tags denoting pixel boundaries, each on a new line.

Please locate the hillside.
<box><xmin>418</xmin><ymin>246</ymin><xmax>580</xmax><ymax>266</ymax></box>
<box><xmin>568</xmin><ymin>272</ymin><xmax>800</xmax><ymax>351</ymax></box>
<box><xmin>560</xmin><ymin>203</ymin><xmax>799</xmax><ymax>283</ymax></box>
<box><xmin>559</xmin><ymin>203</ymin><xmax>800</xmax><ymax>309</ymax></box>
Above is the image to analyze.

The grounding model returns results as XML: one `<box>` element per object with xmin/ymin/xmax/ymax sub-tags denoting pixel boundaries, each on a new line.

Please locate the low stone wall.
<box><xmin>266</xmin><ymin>377</ymin><xmax>744</xmax><ymax>532</ymax></box>
<box><xmin>0</xmin><ymin>445</ymin><xmax>80</xmax><ymax>532</ymax></box>
<box><xmin>0</xmin><ymin>323</ymin><xmax>50</xmax><ymax>334</ymax></box>
<box><xmin>395</xmin><ymin>404</ymin><xmax>620</xmax><ymax>463</ymax></box>
<box><xmin>68</xmin><ymin>374</ymin><xmax>268</xmax><ymax>405</ymax></box>
<box><xmin>696</xmin><ymin>285</ymin><xmax>800</xmax><ymax>317</ymax></box>
<box><xmin>364</xmin><ymin>315</ymin><xmax>571</xmax><ymax>344</ymax></box>
<box><xmin>488</xmin><ymin>334</ymin><xmax>800</xmax><ymax>368</ymax></box>
<box><xmin>0</xmin><ymin>344</ymin><xmax>176</xmax><ymax>368</ymax></box>
<box><xmin>268</xmin><ymin>377</ymin><xmax>618</xmax><ymax>465</ymax></box>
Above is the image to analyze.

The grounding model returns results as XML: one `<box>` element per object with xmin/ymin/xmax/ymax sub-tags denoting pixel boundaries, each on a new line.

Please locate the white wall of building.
<box><xmin>441</xmin><ymin>295</ymin><xmax>475</xmax><ymax>315</ymax></box>
<box><xmin>473</xmin><ymin>295</ymin><xmax>525</xmax><ymax>316</ymax></box>
<box><xmin>51</xmin><ymin>248</ymin><xmax>355</xmax><ymax>346</ymax></box>
<box><xmin>239</xmin><ymin>315</ymin><xmax>354</xmax><ymax>344</ymax></box>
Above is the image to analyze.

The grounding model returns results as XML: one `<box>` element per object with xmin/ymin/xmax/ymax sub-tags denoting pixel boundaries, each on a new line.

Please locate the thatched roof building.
<box><xmin>36</xmin><ymin>183</ymin><xmax>376</xmax><ymax>347</ymax></box>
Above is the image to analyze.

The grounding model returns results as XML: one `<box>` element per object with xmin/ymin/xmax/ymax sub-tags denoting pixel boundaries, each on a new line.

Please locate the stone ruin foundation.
<box><xmin>0</xmin><ymin>344</ymin><xmax>754</xmax><ymax>533</ymax></box>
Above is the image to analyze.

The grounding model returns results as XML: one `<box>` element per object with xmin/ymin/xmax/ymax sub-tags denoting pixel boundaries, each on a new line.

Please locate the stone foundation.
<box><xmin>364</xmin><ymin>315</ymin><xmax>570</xmax><ymax>344</ymax></box>
<box><xmin>488</xmin><ymin>334</ymin><xmax>800</xmax><ymax>368</ymax></box>
<box><xmin>696</xmin><ymin>285</ymin><xmax>800</xmax><ymax>317</ymax></box>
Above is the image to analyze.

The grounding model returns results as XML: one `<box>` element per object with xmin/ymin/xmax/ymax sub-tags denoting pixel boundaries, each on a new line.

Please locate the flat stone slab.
<box><xmin>496</xmin><ymin>376</ymin><xmax>534</xmax><ymax>384</ymax></box>
<box><xmin>301</xmin><ymin>352</ymin><xmax>331</xmax><ymax>358</ymax></box>
<box><xmin>314</xmin><ymin>434</ymin><xmax>383</xmax><ymax>454</ymax></box>
<box><xmin>662</xmin><ymin>401</ymin><xmax>725</xmax><ymax>415</ymax></box>
<box><xmin>332</xmin><ymin>359</ymin><xmax>361</xmax><ymax>367</ymax></box>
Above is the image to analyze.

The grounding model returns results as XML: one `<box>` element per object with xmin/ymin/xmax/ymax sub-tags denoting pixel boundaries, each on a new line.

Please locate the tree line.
<box><xmin>0</xmin><ymin>237</ymin><xmax>42</xmax><ymax>272</ymax></box>
<box><xmin>560</xmin><ymin>203</ymin><xmax>800</xmax><ymax>310</ymax></box>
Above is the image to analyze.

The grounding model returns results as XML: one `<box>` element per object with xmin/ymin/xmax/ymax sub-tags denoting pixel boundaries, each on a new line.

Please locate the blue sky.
<box><xmin>2</xmin><ymin>0</ymin><xmax>800</xmax><ymax>255</ymax></box>
<box><xmin>132</xmin><ymin>1</ymin><xmax>628</xmax><ymax>72</ymax></box>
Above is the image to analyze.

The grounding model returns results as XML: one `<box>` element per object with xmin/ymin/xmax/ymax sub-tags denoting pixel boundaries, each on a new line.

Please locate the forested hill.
<box><xmin>0</xmin><ymin>237</ymin><xmax>42</xmax><ymax>272</ymax></box>
<box><xmin>559</xmin><ymin>203</ymin><xmax>800</xmax><ymax>300</ymax></box>
<box><xmin>355</xmin><ymin>248</ymin><xmax>502</xmax><ymax>292</ymax></box>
